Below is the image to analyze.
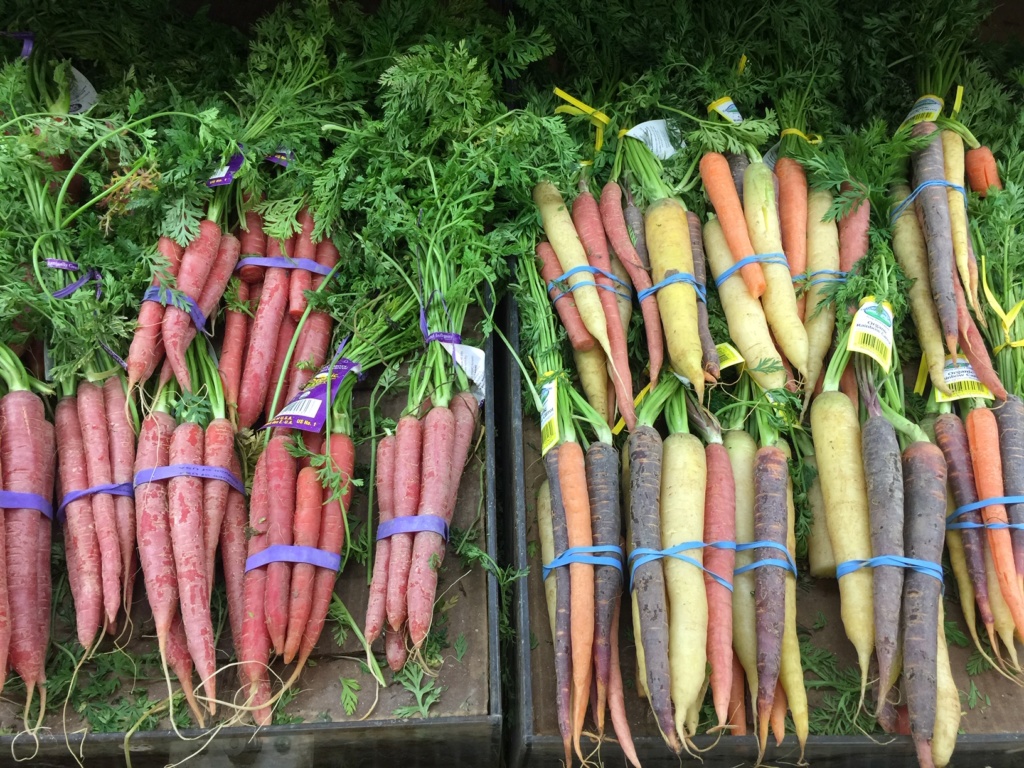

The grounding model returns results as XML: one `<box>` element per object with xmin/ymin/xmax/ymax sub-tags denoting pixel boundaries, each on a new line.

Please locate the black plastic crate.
<box><xmin>498</xmin><ymin>295</ymin><xmax>1024</xmax><ymax>768</ymax></box>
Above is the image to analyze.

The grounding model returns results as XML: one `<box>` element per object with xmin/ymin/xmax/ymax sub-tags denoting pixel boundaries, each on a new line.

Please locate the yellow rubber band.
<box><xmin>980</xmin><ymin>248</ymin><xmax>1024</xmax><ymax>354</ymax></box>
<box><xmin>780</xmin><ymin>127</ymin><xmax>823</xmax><ymax>145</ymax></box>
<box><xmin>553</xmin><ymin>88</ymin><xmax>609</xmax><ymax>153</ymax></box>
<box><xmin>952</xmin><ymin>85</ymin><xmax>964</xmax><ymax>117</ymax></box>
<box><xmin>737</xmin><ymin>54</ymin><xmax>748</xmax><ymax>75</ymax></box>
<box><xmin>618</xmin><ymin>128</ymin><xmax>630</xmax><ymax>138</ymax></box>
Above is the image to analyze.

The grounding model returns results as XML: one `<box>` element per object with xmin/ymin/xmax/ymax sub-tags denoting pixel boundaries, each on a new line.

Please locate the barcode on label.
<box><xmin>853</xmin><ymin>332</ymin><xmax>888</xmax><ymax>357</ymax></box>
<box><xmin>947</xmin><ymin>379</ymin><xmax>980</xmax><ymax>395</ymax></box>
<box><xmin>278</xmin><ymin>397</ymin><xmax>322</xmax><ymax>419</ymax></box>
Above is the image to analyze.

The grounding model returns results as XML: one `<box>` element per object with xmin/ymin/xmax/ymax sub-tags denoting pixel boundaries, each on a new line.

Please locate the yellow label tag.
<box><xmin>716</xmin><ymin>342</ymin><xmax>744</xmax><ymax>371</ymax></box>
<box><xmin>914</xmin><ymin>355</ymin><xmax>929</xmax><ymax>396</ymax></box>
<box><xmin>707</xmin><ymin>96</ymin><xmax>743</xmax><ymax>124</ymax></box>
<box><xmin>737</xmin><ymin>54</ymin><xmax>748</xmax><ymax>75</ymax></box>
<box><xmin>901</xmin><ymin>94</ymin><xmax>945</xmax><ymax>128</ymax></box>
<box><xmin>554</xmin><ymin>87</ymin><xmax>610</xmax><ymax>153</ymax></box>
<box><xmin>612</xmin><ymin>381</ymin><xmax>651</xmax><ymax>436</ymax></box>
<box><xmin>934</xmin><ymin>356</ymin><xmax>994</xmax><ymax>403</ymax></box>
<box><xmin>847</xmin><ymin>296</ymin><xmax>895</xmax><ymax>373</ymax></box>
<box><xmin>540</xmin><ymin>379</ymin><xmax>559</xmax><ymax>455</ymax></box>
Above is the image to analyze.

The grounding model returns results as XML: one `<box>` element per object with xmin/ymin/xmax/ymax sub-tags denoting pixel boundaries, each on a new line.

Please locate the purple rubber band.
<box><xmin>46</xmin><ymin>258</ymin><xmax>79</xmax><ymax>271</ymax></box>
<box><xmin>133</xmin><ymin>464</ymin><xmax>246</xmax><ymax>495</ymax></box>
<box><xmin>57</xmin><ymin>481</ymin><xmax>133</xmax><ymax>521</ymax></box>
<box><xmin>53</xmin><ymin>268</ymin><xmax>101</xmax><ymax>300</ymax></box>
<box><xmin>376</xmin><ymin>515</ymin><xmax>449</xmax><ymax>541</ymax></box>
<box><xmin>1</xmin><ymin>32</ymin><xmax>33</xmax><ymax>58</ymax></box>
<box><xmin>244</xmin><ymin>544</ymin><xmax>341</xmax><ymax>573</ymax></box>
<box><xmin>142</xmin><ymin>286</ymin><xmax>207</xmax><ymax>330</ymax></box>
<box><xmin>99</xmin><ymin>340</ymin><xmax>128</xmax><ymax>370</ymax></box>
<box><xmin>0</xmin><ymin>491</ymin><xmax>54</xmax><ymax>520</ymax></box>
<box><xmin>234</xmin><ymin>256</ymin><xmax>332</xmax><ymax>277</ymax></box>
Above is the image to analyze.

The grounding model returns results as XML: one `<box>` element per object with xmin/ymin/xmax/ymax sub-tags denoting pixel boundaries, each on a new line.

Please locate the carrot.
<box><xmin>984</xmin><ymin>542</ymin><xmax>1021</xmax><ymax>669</ymax></box>
<box><xmin>778</xmin><ymin>442</ymin><xmax>808</xmax><ymax>757</ymax></box>
<box><xmin>127</xmin><ymin>236</ymin><xmax>184</xmax><ymax>390</ymax></box>
<box><xmin>628</xmin><ymin>425</ymin><xmax>680</xmax><ymax>752</ymax></box>
<box><xmin>543</xmin><ymin>448</ymin><xmax>572</xmax><ymax>765</ymax></box>
<box><xmin>288</xmin><ymin>207</ymin><xmax>316</xmax><ymax>320</ymax></box>
<box><xmin>574</xmin><ymin>346</ymin><xmax>610</xmax><ymax>425</ymax></box>
<box><xmin>901</xmin><ymin>440</ymin><xmax>947</xmax><ymax>768</ymax></box>
<box><xmin>365</xmin><ymin>435</ymin><xmax>395</xmax><ymax>645</ymax></box>
<box><xmin>166</xmin><ymin>612</ymin><xmax>204</xmax><ymax>726</ymax></box>
<box><xmin>77</xmin><ymin>381</ymin><xmax>122</xmax><ymax>628</ymax></box>
<box><xmin>265</xmin><ymin>314</ymin><xmax>298</xmax><ymax>421</ymax></box>
<box><xmin>385</xmin><ymin>626</ymin><xmax>407</xmax><ymax>672</ymax></box>
<box><xmin>838</xmin><ymin>184</ymin><xmax>869</xmax><ymax>274</ymax></box>
<box><xmin>168</xmin><ymin>421</ymin><xmax>216</xmax><ymax>710</ymax></box>
<box><xmin>265</xmin><ymin>432</ymin><xmax>297</xmax><ymax>656</ymax></box>
<box><xmin>700</xmin><ymin>153</ymin><xmax>766</xmax><ymax>298</ymax></box>
<box><xmin>805</xmin><ymin>454</ymin><xmax>836</xmax><ymax>578</ymax></box>
<box><xmin>934</xmin><ymin>413</ymin><xmax>997</xmax><ymax>650</ymax></box>
<box><xmin>241</xmin><ymin>454</ymin><xmax>272</xmax><ymax>723</ymax></box>
<box><xmin>910</xmin><ymin>122</ymin><xmax>959</xmax><ymax>356</ymax></box>
<box><xmin>238</xmin><ymin>208</ymin><xmax>268</xmax><ymax>283</ymax></box>
<box><xmin>770</xmin><ymin>682</ymin><xmax>787</xmax><ymax>745</ymax></box>
<box><xmin>994</xmin><ymin>395</ymin><xmax>1024</xmax><ymax>585</ymax></box>
<box><xmin>134</xmin><ymin>411</ymin><xmax>177</xmax><ymax>661</ymax></box>
<box><xmin>219</xmin><ymin>455</ymin><xmax>247</xmax><ymax>655</ymax></box>
<box><xmin>966</xmin><ymin>407</ymin><xmax>1024</xmax><ymax>636</ymax></box>
<box><xmin>386</xmin><ymin>415</ymin><xmax>422</xmax><ymax>632</ymax></box>
<box><xmin>933</xmin><ymin>602</ymin><xmax>961</xmax><ymax>768</ymax></box>
<box><xmin>161</xmin><ymin>220</ymin><xmax>222</xmax><ymax>388</ymax></box>
<box><xmin>247</xmin><ymin>280</ymin><xmax>263</xmax><ymax>344</ymax></box>
<box><xmin>202</xmin><ymin>417</ymin><xmax>236</xmax><ymax>596</ymax></box>
<box><xmin>952</xmin><ymin>271</ymin><xmax>1007</xmax><ymax>400</ymax></box>
<box><xmin>703</xmin><ymin>441</ymin><xmax>735</xmax><ymax>730</ymax></box>
<box><xmin>101</xmin><ymin>377</ymin><xmax>137</xmax><ymax>615</ymax></box>
<box><xmin>861</xmin><ymin>414</ymin><xmax>904</xmax><ymax>711</ymax></box>
<box><xmin>601</xmin><ymin>181</ymin><xmax>664</xmax><ymax>384</ymax></box>
<box><xmin>775</xmin><ymin>158</ymin><xmax>809</xmax><ymax>319</ymax></box>
<box><xmin>38</xmin><ymin>421</ymin><xmax>55</xmax><ymax>679</ymax></box>
<box><xmin>965</xmin><ymin>146</ymin><xmax>1002</xmax><ymax>196</ymax></box>
<box><xmin>704</xmin><ymin>218</ymin><xmax>787</xmax><ymax>390</ymax></box>
<box><xmin>281</xmin><ymin>467</ymin><xmax>323</xmax><ymax>664</ymax></box>
<box><xmin>297</xmin><ymin>431</ymin><xmax>351</xmax><ymax>667</ymax></box>
<box><xmin>728</xmin><ymin>651</ymin><xmax>747</xmax><ymax>735</ymax></box>
<box><xmin>573</xmin><ymin>181</ymin><xmax>636</xmax><ymax>429</ymax></box>
<box><xmin>287</xmin><ymin>238</ymin><xmax>339</xmax><ymax>399</ymax></box>
<box><xmin>537</xmin><ymin>241</ymin><xmax>596</xmax><ymax>353</ymax></box>
<box><xmin>585</xmin><ymin>440</ymin><xmax>620</xmax><ymax>735</ymax></box>
<box><xmin>558</xmin><ymin>440</ymin><xmax>595</xmax><ymax>759</ymax></box>
<box><xmin>725</xmin><ymin>152</ymin><xmax>749</xmax><ymax>200</ymax></box>
<box><xmin>608</xmin><ymin>596</ymin><xmax>641</xmax><ymax>768</ymax></box>
<box><xmin>688</xmin><ymin>211</ymin><xmax>720</xmax><ymax>380</ymax></box>
<box><xmin>610</xmin><ymin>251</ymin><xmax>633</xmax><ymax>339</ymax></box>
<box><xmin>803</xmin><ymin>190</ymin><xmax>841</xmax><ymax>410</ymax></box>
<box><xmin>237</xmin><ymin>238</ymin><xmax>291</xmax><ymax>429</ymax></box>
<box><xmin>409</xmin><ymin>394</ymin><xmax>478</xmax><ymax>648</ymax></box>
<box><xmin>219</xmin><ymin>280</ymin><xmax>249</xmax><ymax>426</ymax></box>
<box><xmin>941</xmin><ymin>131</ymin><xmax>974</xmax><ymax>314</ymax></box>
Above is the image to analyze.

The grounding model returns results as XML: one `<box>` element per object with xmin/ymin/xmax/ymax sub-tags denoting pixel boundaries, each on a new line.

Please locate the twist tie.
<box><xmin>890</xmin><ymin>180</ymin><xmax>967</xmax><ymax>224</ymax></box>
<box><xmin>780</xmin><ymin>128</ymin><xmax>823</xmax><ymax>145</ymax></box>
<box><xmin>376</xmin><ymin>515</ymin><xmax>449</xmax><ymax>541</ymax></box>
<box><xmin>948</xmin><ymin>496</ymin><xmax>1024</xmax><ymax>530</ymax></box>
<box><xmin>57</xmin><ymin>482</ymin><xmax>133</xmax><ymax>521</ymax></box>
<box><xmin>715</xmin><ymin>253</ymin><xmax>789</xmax><ymax>288</ymax></box>
<box><xmin>142</xmin><ymin>286</ymin><xmax>206</xmax><ymax>331</ymax></box>
<box><xmin>133</xmin><ymin>464</ymin><xmax>246</xmax><ymax>495</ymax></box>
<box><xmin>544</xmin><ymin>545</ymin><xmax>624</xmax><ymax>581</ymax></box>
<box><xmin>628</xmin><ymin>541</ymin><xmax>736</xmax><ymax>592</ymax></box>
<box><xmin>0</xmin><ymin>491</ymin><xmax>54</xmax><ymax>520</ymax></box>
<box><xmin>637</xmin><ymin>272</ymin><xmax>707</xmax><ymax>304</ymax></box>
<box><xmin>245</xmin><ymin>545</ymin><xmax>340</xmax><ymax>573</ymax></box>
<box><xmin>837</xmin><ymin>556</ymin><xmax>943</xmax><ymax>582</ymax></box>
<box><xmin>548</xmin><ymin>265</ymin><xmax>632</xmax><ymax>303</ymax></box>
<box><xmin>234</xmin><ymin>256</ymin><xmax>332</xmax><ymax>277</ymax></box>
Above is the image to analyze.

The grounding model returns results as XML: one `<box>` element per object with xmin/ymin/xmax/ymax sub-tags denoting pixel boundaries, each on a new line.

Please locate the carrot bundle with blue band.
<box><xmin>636</xmin><ymin>271</ymin><xmax>707</xmax><ymax>304</ymax></box>
<box><xmin>543</xmin><ymin>544</ymin><xmax>624</xmax><ymax>580</ymax></box>
<box><xmin>627</xmin><ymin>540</ymin><xmax>737</xmax><ymax>592</ymax></box>
<box><xmin>732</xmin><ymin>540</ymin><xmax>799</xmax><ymax>577</ymax></box>
<box><xmin>836</xmin><ymin>555</ymin><xmax>944</xmax><ymax>582</ymax></box>
<box><xmin>548</xmin><ymin>264</ymin><xmax>632</xmax><ymax>302</ymax></box>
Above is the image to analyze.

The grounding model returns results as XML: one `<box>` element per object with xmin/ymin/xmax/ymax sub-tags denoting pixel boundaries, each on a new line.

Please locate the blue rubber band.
<box><xmin>715</xmin><ymin>253</ymin><xmax>789</xmax><ymax>288</ymax></box>
<box><xmin>142</xmin><ymin>286</ymin><xmax>207</xmax><ymax>331</ymax></box>
<box><xmin>543</xmin><ymin>545</ymin><xmax>625</xmax><ymax>580</ymax></box>
<box><xmin>637</xmin><ymin>272</ymin><xmax>707</xmax><ymax>304</ymax></box>
<box><xmin>57</xmin><ymin>481</ymin><xmax>133</xmax><ymax>521</ymax></box>
<box><xmin>890</xmin><ymin>179</ymin><xmax>967</xmax><ymax>224</ymax></box>
<box><xmin>547</xmin><ymin>265</ymin><xmax>632</xmax><ymax>302</ymax></box>
<box><xmin>794</xmin><ymin>269</ymin><xmax>848</xmax><ymax>289</ymax></box>
<box><xmin>133</xmin><ymin>464</ymin><xmax>246</xmax><ymax>495</ymax></box>
<box><xmin>732</xmin><ymin>540</ymin><xmax>799</xmax><ymax>577</ymax></box>
<box><xmin>836</xmin><ymin>556</ymin><xmax>943</xmax><ymax>582</ymax></box>
<box><xmin>947</xmin><ymin>496</ymin><xmax>1024</xmax><ymax>530</ymax></box>
<box><xmin>0</xmin><ymin>491</ymin><xmax>54</xmax><ymax>521</ymax></box>
<box><xmin>628</xmin><ymin>540</ymin><xmax>736</xmax><ymax>592</ymax></box>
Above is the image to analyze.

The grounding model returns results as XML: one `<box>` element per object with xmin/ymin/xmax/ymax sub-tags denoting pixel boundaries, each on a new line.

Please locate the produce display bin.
<box><xmin>0</xmin><ymin>336</ymin><xmax>501</xmax><ymax>768</ymax></box>
<box><xmin>498</xmin><ymin>295</ymin><xmax>1024</xmax><ymax>768</ymax></box>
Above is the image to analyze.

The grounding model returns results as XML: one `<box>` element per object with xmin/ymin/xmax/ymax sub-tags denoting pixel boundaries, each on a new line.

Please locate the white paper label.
<box><xmin>709</xmin><ymin>97</ymin><xmax>743</xmax><ymax>124</ymax></box>
<box><xmin>453</xmin><ymin>343</ymin><xmax>487</xmax><ymax>403</ymax></box>
<box><xmin>626</xmin><ymin>119</ymin><xmax>682</xmax><ymax>160</ymax></box>
<box><xmin>68</xmin><ymin>67</ymin><xmax>97</xmax><ymax>114</ymax></box>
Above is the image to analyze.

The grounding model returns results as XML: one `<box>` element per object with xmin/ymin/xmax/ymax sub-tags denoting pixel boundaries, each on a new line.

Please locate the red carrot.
<box><xmin>289</xmin><ymin>208</ymin><xmax>316</xmax><ymax>320</ymax></box>
<box><xmin>728</xmin><ymin>651</ymin><xmax>747</xmax><ymax>735</ymax></box>
<box><xmin>220</xmin><ymin>280</ymin><xmax>250</xmax><ymax>427</ymax></box>
<box><xmin>241</xmin><ymin>454</ymin><xmax>271</xmax><ymax>713</ymax></box>
<box><xmin>103</xmin><ymin>377</ymin><xmax>136</xmax><ymax>612</ymax></box>
<box><xmin>166</xmin><ymin>611</ymin><xmax>204</xmax><ymax>726</ymax></box>
<box><xmin>266</xmin><ymin>314</ymin><xmax>297</xmax><ymax>421</ymax></box>
<box><xmin>38</xmin><ymin>421</ymin><xmax>55</xmax><ymax>682</ymax></box>
<box><xmin>952</xmin><ymin>266</ymin><xmax>1007</xmax><ymax>399</ymax></box>
<box><xmin>775</xmin><ymin>158</ymin><xmax>809</xmax><ymax>318</ymax></box>
<box><xmin>265</xmin><ymin>432</ymin><xmax>297</xmax><ymax>656</ymax></box>
<box><xmin>536</xmin><ymin>241</ymin><xmax>596</xmax><ymax>353</ymax></box>
<box><xmin>238</xmin><ymin>209</ymin><xmax>268</xmax><ymax>283</ymax></box>
<box><xmin>167</xmin><ymin>421</ymin><xmax>216</xmax><ymax>711</ymax></box>
<box><xmin>283</xmin><ymin>467</ymin><xmax>323</xmax><ymax>664</ymax></box>
<box><xmin>365</xmin><ymin>434</ymin><xmax>396</xmax><ymax>644</ymax></box>
<box><xmin>704</xmin><ymin>441</ymin><xmax>736</xmax><ymax>729</ymax></box>
<box><xmin>77</xmin><ymin>381</ymin><xmax>122</xmax><ymax>627</ymax></box>
<box><xmin>385</xmin><ymin>626</ymin><xmax>407</xmax><ymax>672</ymax></box>
<box><xmin>219</xmin><ymin>455</ymin><xmax>247</xmax><ymax>654</ymax></box>
<box><xmin>202</xmin><ymin>417</ymin><xmax>236</xmax><ymax>595</ymax></box>
<box><xmin>838</xmin><ymin>183</ymin><xmax>870</xmax><ymax>273</ymax></box>
<box><xmin>287</xmin><ymin>238</ymin><xmax>340</xmax><ymax>399</ymax></box>
<box><xmin>127</xmin><ymin>236</ymin><xmax>184</xmax><ymax>390</ymax></box>
<box><xmin>386</xmin><ymin>415</ymin><xmax>423</xmax><ymax>632</ymax></box>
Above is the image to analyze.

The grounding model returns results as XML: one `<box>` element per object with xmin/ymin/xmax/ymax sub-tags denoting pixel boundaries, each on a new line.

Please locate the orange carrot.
<box><xmin>127</xmin><ymin>236</ymin><xmax>184</xmax><ymax>390</ymax></box>
<box><xmin>770</xmin><ymin>681</ymin><xmax>787</xmax><ymax>745</ymax></box>
<box><xmin>387</xmin><ymin>415</ymin><xmax>422</xmax><ymax>632</ymax></box>
<box><xmin>965</xmin><ymin>146</ymin><xmax>1002</xmax><ymax>196</ymax></box>
<box><xmin>365</xmin><ymin>435</ymin><xmax>395</xmax><ymax>645</ymax></box>
<box><xmin>265</xmin><ymin>432</ymin><xmax>297</xmax><ymax>656</ymax></box>
<box><xmin>238</xmin><ymin>208</ymin><xmax>268</xmax><ymax>283</ymax></box>
<box><xmin>699</xmin><ymin>152</ymin><xmax>766</xmax><ymax>298</ymax></box>
<box><xmin>775</xmin><ymin>158</ymin><xmax>808</xmax><ymax>319</ymax></box>
<box><xmin>608</xmin><ymin>596</ymin><xmax>641</xmax><ymax>768</ymax></box>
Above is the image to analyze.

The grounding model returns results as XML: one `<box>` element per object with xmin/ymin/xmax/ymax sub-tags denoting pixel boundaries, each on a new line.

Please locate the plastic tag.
<box><xmin>266</xmin><ymin>147</ymin><xmax>293</xmax><ymax>167</ymax></box>
<box><xmin>707</xmin><ymin>96</ymin><xmax>743</xmax><ymax>124</ymax></box>
<box><xmin>935</xmin><ymin>356</ymin><xmax>994</xmax><ymax>403</ymax></box>
<box><xmin>625</xmin><ymin>120</ymin><xmax>682</xmax><ymax>160</ymax></box>
<box><xmin>914</xmin><ymin>355</ymin><xmax>929</xmax><ymax>396</ymax></box>
<box><xmin>762</xmin><ymin>141</ymin><xmax>781</xmax><ymax>171</ymax></box>
<box><xmin>43</xmin><ymin>344</ymin><xmax>54</xmax><ymax>382</ymax></box>
<box><xmin>901</xmin><ymin>94</ymin><xmax>944</xmax><ymax>128</ymax></box>
<box><xmin>847</xmin><ymin>296</ymin><xmax>894</xmax><ymax>373</ymax></box>
<box><xmin>453</xmin><ymin>344</ymin><xmax>486</xmax><ymax>403</ymax></box>
<box><xmin>266</xmin><ymin>358</ymin><xmax>361</xmax><ymax>431</ymax></box>
<box><xmin>540</xmin><ymin>379</ymin><xmax>559</xmax><ymax>456</ymax></box>
<box><xmin>68</xmin><ymin>67</ymin><xmax>97</xmax><ymax>114</ymax></box>
<box><xmin>672</xmin><ymin>371</ymin><xmax>693</xmax><ymax>387</ymax></box>
<box><xmin>716</xmin><ymin>343</ymin><xmax>744</xmax><ymax>371</ymax></box>
<box><xmin>207</xmin><ymin>152</ymin><xmax>244</xmax><ymax>187</ymax></box>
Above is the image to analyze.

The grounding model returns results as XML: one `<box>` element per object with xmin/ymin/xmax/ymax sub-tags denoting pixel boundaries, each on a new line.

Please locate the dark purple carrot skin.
<box><xmin>543</xmin><ymin>448</ymin><xmax>573</xmax><ymax>764</ymax></box>
<box><xmin>934</xmin><ymin>414</ymin><xmax>995</xmax><ymax>628</ymax></box>
<box><xmin>687</xmin><ymin>211</ymin><xmax>720</xmax><ymax>380</ymax></box>
<box><xmin>901</xmin><ymin>441</ymin><xmax>948</xmax><ymax>768</ymax></box>
<box><xmin>911</xmin><ymin>122</ymin><xmax>958</xmax><ymax>356</ymax></box>
<box><xmin>622</xmin><ymin>182</ymin><xmax>650</xmax><ymax>270</ymax></box>
<box><xmin>861</xmin><ymin>415</ymin><xmax>905</xmax><ymax>710</ymax></box>
<box><xmin>994</xmin><ymin>396</ymin><xmax>1024</xmax><ymax>578</ymax></box>
<box><xmin>627</xmin><ymin>426</ymin><xmax>679</xmax><ymax>753</ymax></box>
<box><xmin>726</xmin><ymin>152</ymin><xmax>749</xmax><ymax>201</ymax></box>
<box><xmin>585</xmin><ymin>440</ymin><xmax>621</xmax><ymax>732</ymax></box>
<box><xmin>753</xmin><ymin>445</ymin><xmax>788</xmax><ymax>755</ymax></box>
